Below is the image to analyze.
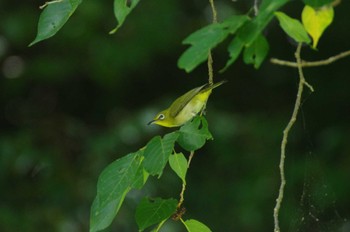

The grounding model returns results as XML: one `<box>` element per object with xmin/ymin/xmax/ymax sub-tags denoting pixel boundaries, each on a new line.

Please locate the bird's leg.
<box><xmin>200</xmin><ymin>103</ymin><xmax>207</xmax><ymax>116</ymax></box>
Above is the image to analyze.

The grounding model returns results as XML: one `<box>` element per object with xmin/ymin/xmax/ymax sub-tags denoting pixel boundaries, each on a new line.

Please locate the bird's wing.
<box><xmin>169</xmin><ymin>84</ymin><xmax>207</xmax><ymax>118</ymax></box>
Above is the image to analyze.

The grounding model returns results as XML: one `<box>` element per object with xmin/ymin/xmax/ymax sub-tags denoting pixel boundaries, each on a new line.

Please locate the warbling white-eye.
<box><xmin>148</xmin><ymin>80</ymin><xmax>226</xmax><ymax>127</ymax></box>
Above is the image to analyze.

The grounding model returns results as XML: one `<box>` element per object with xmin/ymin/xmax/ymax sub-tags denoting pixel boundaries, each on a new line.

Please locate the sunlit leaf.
<box><xmin>177</xmin><ymin>116</ymin><xmax>212</xmax><ymax>152</ymax></box>
<box><xmin>302</xmin><ymin>5</ymin><xmax>334</xmax><ymax>49</ymax></box>
<box><xmin>243</xmin><ymin>34</ymin><xmax>269</xmax><ymax>69</ymax></box>
<box><xmin>90</xmin><ymin>151</ymin><xmax>143</xmax><ymax>232</ymax></box>
<box><xmin>136</xmin><ymin>197</ymin><xmax>178</xmax><ymax>231</ymax></box>
<box><xmin>274</xmin><ymin>12</ymin><xmax>311</xmax><ymax>44</ymax></box>
<box><xmin>169</xmin><ymin>153</ymin><xmax>188</xmax><ymax>184</ymax></box>
<box><xmin>178</xmin><ymin>15</ymin><xmax>249</xmax><ymax>72</ymax></box>
<box><xmin>30</xmin><ymin>0</ymin><xmax>82</xmax><ymax>46</ymax></box>
<box><xmin>143</xmin><ymin>132</ymin><xmax>178</xmax><ymax>177</ymax></box>
<box><xmin>183</xmin><ymin>219</ymin><xmax>212</xmax><ymax>232</ymax></box>
<box><xmin>110</xmin><ymin>0</ymin><xmax>141</xmax><ymax>34</ymax></box>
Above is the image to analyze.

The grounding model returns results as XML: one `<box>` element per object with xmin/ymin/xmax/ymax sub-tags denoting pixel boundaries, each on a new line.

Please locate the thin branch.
<box><xmin>39</xmin><ymin>0</ymin><xmax>62</xmax><ymax>9</ymax></box>
<box><xmin>176</xmin><ymin>151</ymin><xmax>194</xmax><ymax>210</ymax></box>
<box><xmin>207</xmin><ymin>53</ymin><xmax>214</xmax><ymax>85</ymax></box>
<box><xmin>270</xmin><ymin>49</ymin><xmax>350</xmax><ymax>68</ymax></box>
<box><xmin>254</xmin><ymin>0</ymin><xmax>259</xmax><ymax>16</ymax></box>
<box><xmin>209</xmin><ymin>0</ymin><xmax>218</xmax><ymax>23</ymax></box>
<box><xmin>273</xmin><ymin>43</ymin><xmax>314</xmax><ymax>232</ymax></box>
<box><xmin>207</xmin><ymin>0</ymin><xmax>217</xmax><ymax>85</ymax></box>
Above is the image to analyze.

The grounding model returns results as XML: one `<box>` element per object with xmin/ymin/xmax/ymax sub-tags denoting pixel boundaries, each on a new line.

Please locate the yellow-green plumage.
<box><xmin>149</xmin><ymin>80</ymin><xmax>226</xmax><ymax>127</ymax></box>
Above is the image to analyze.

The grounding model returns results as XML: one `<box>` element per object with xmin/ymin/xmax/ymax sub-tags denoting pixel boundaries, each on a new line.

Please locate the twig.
<box><xmin>176</xmin><ymin>151</ymin><xmax>195</xmax><ymax>210</ymax></box>
<box><xmin>273</xmin><ymin>43</ymin><xmax>314</xmax><ymax>232</ymax></box>
<box><xmin>207</xmin><ymin>0</ymin><xmax>217</xmax><ymax>85</ymax></box>
<box><xmin>39</xmin><ymin>0</ymin><xmax>62</xmax><ymax>9</ymax></box>
<box><xmin>209</xmin><ymin>0</ymin><xmax>218</xmax><ymax>23</ymax></box>
<box><xmin>207</xmin><ymin>53</ymin><xmax>214</xmax><ymax>85</ymax></box>
<box><xmin>254</xmin><ymin>0</ymin><xmax>259</xmax><ymax>16</ymax></box>
<box><xmin>270</xmin><ymin>49</ymin><xmax>350</xmax><ymax>68</ymax></box>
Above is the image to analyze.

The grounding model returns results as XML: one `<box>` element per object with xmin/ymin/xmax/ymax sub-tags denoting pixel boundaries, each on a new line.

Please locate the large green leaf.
<box><xmin>169</xmin><ymin>153</ymin><xmax>188</xmax><ymax>184</ymax></box>
<box><xmin>183</xmin><ymin>219</ymin><xmax>212</xmax><ymax>232</ymax></box>
<box><xmin>110</xmin><ymin>0</ymin><xmax>141</xmax><ymax>34</ymax></box>
<box><xmin>243</xmin><ymin>34</ymin><xmax>269</xmax><ymax>69</ymax></box>
<box><xmin>177</xmin><ymin>116</ymin><xmax>213</xmax><ymax>152</ymax></box>
<box><xmin>143</xmin><ymin>132</ymin><xmax>179</xmax><ymax>177</ymax></box>
<box><xmin>90</xmin><ymin>151</ymin><xmax>143</xmax><ymax>232</ymax></box>
<box><xmin>29</xmin><ymin>0</ymin><xmax>82</xmax><ymax>46</ymax></box>
<box><xmin>178</xmin><ymin>15</ymin><xmax>249</xmax><ymax>73</ymax></box>
<box><xmin>135</xmin><ymin>197</ymin><xmax>178</xmax><ymax>231</ymax></box>
<box><xmin>274</xmin><ymin>12</ymin><xmax>311</xmax><ymax>44</ymax></box>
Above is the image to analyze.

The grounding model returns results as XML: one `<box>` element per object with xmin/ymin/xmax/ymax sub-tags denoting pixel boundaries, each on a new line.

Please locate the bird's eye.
<box><xmin>158</xmin><ymin>114</ymin><xmax>165</xmax><ymax>120</ymax></box>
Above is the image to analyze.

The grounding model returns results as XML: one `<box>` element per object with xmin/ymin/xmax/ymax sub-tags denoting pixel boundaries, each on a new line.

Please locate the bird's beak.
<box><xmin>147</xmin><ymin>119</ymin><xmax>156</xmax><ymax>125</ymax></box>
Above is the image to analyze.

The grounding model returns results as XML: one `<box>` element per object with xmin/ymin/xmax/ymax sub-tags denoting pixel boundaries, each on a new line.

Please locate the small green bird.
<box><xmin>148</xmin><ymin>80</ymin><xmax>226</xmax><ymax>127</ymax></box>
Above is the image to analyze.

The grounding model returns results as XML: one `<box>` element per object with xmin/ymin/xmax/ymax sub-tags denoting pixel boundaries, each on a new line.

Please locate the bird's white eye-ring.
<box><xmin>158</xmin><ymin>114</ymin><xmax>165</xmax><ymax>120</ymax></box>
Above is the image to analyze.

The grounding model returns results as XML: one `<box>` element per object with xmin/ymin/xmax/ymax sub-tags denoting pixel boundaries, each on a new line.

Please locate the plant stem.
<box><xmin>39</xmin><ymin>0</ymin><xmax>62</xmax><ymax>9</ymax></box>
<box><xmin>273</xmin><ymin>43</ymin><xmax>314</xmax><ymax>232</ymax></box>
<box><xmin>270</xmin><ymin>49</ymin><xmax>350</xmax><ymax>68</ymax></box>
<box><xmin>207</xmin><ymin>0</ymin><xmax>217</xmax><ymax>85</ymax></box>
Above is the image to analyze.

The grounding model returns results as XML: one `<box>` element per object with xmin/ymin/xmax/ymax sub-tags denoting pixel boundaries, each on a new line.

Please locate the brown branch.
<box><xmin>207</xmin><ymin>0</ymin><xmax>217</xmax><ymax>85</ymax></box>
<box><xmin>273</xmin><ymin>43</ymin><xmax>314</xmax><ymax>232</ymax></box>
<box><xmin>270</xmin><ymin>49</ymin><xmax>350</xmax><ymax>68</ymax></box>
<box><xmin>176</xmin><ymin>151</ymin><xmax>195</xmax><ymax>210</ymax></box>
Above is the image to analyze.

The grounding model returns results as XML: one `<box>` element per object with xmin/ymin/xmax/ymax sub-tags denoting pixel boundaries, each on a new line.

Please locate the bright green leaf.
<box><xmin>243</xmin><ymin>34</ymin><xmax>269</xmax><ymax>69</ymax></box>
<box><xmin>274</xmin><ymin>12</ymin><xmax>311</xmax><ymax>44</ymax></box>
<box><xmin>136</xmin><ymin>197</ymin><xmax>178</xmax><ymax>231</ymax></box>
<box><xmin>303</xmin><ymin>0</ymin><xmax>333</xmax><ymax>8</ymax></box>
<box><xmin>110</xmin><ymin>0</ymin><xmax>141</xmax><ymax>34</ymax></box>
<box><xmin>30</xmin><ymin>0</ymin><xmax>82</xmax><ymax>46</ymax></box>
<box><xmin>177</xmin><ymin>116</ymin><xmax>213</xmax><ymax>152</ymax></box>
<box><xmin>90</xmin><ymin>151</ymin><xmax>143</xmax><ymax>232</ymax></box>
<box><xmin>143</xmin><ymin>132</ymin><xmax>179</xmax><ymax>177</ymax></box>
<box><xmin>169</xmin><ymin>153</ymin><xmax>188</xmax><ymax>184</ymax></box>
<box><xmin>302</xmin><ymin>5</ymin><xmax>334</xmax><ymax>49</ymax></box>
<box><xmin>183</xmin><ymin>219</ymin><xmax>212</xmax><ymax>232</ymax></box>
<box><xmin>178</xmin><ymin>15</ymin><xmax>249</xmax><ymax>73</ymax></box>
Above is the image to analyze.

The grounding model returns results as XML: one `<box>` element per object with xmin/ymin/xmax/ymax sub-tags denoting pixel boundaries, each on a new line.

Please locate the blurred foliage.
<box><xmin>1</xmin><ymin>0</ymin><xmax>350</xmax><ymax>232</ymax></box>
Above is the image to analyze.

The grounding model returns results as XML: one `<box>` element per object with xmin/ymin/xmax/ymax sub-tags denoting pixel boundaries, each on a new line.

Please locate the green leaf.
<box><xmin>237</xmin><ymin>0</ymin><xmax>289</xmax><ymax>46</ymax></box>
<box><xmin>220</xmin><ymin>0</ymin><xmax>288</xmax><ymax>71</ymax></box>
<box><xmin>135</xmin><ymin>197</ymin><xmax>178</xmax><ymax>231</ymax></box>
<box><xmin>274</xmin><ymin>12</ymin><xmax>311</xmax><ymax>44</ymax></box>
<box><xmin>110</xmin><ymin>0</ymin><xmax>141</xmax><ymax>34</ymax></box>
<box><xmin>143</xmin><ymin>132</ymin><xmax>179</xmax><ymax>177</ymax></box>
<box><xmin>169</xmin><ymin>153</ymin><xmax>188</xmax><ymax>184</ymax></box>
<box><xmin>303</xmin><ymin>0</ymin><xmax>333</xmax><ymax>8</ymax></box>
<box><xmin>177</xmin><ymin>116</ymin><xmax>213</xmax><ymax>152</ymax></box>
<box><xmin>29</xmin><ymin>0</ymin><xmax>82</xmax><ymax>46</ymax></box>
<box><xmin>178</xmin><ymin>15</ymin><xmax>249</xmax><ymax>73</ymax></box>
<box><xmin>90</xmin><ymin>151</ymin><xmax>143</xmax><ymax>232</ymax></box>
<box><xmin>178</xmin><ymin>24</ymin><xmax>228</xmax><ymax>73</ymax></box>
<box><xmin>183</xmin><ymin>219</ymin><xmax>212</xmax><ymax>232</ymax></box>
<box><xmin>243</xmin><ymin>34</ymin><xmax>269</xmax><ymax>69</ymax></box>
<box><xmin>220</xmin><ymin>36</ymin><xmax>245</xmax><ymax>72</ymax></box>
<box><xmin>302</xmin><ymin>5</ymin><xmax>334</xmax><ymax>49</ymax></box>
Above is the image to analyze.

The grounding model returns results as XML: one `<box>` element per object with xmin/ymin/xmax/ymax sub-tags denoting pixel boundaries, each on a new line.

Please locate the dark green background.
<box><xmin>1</xmin><ymin>0</ymin><xmax>349</xmax><ymax>231</ymax></box>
